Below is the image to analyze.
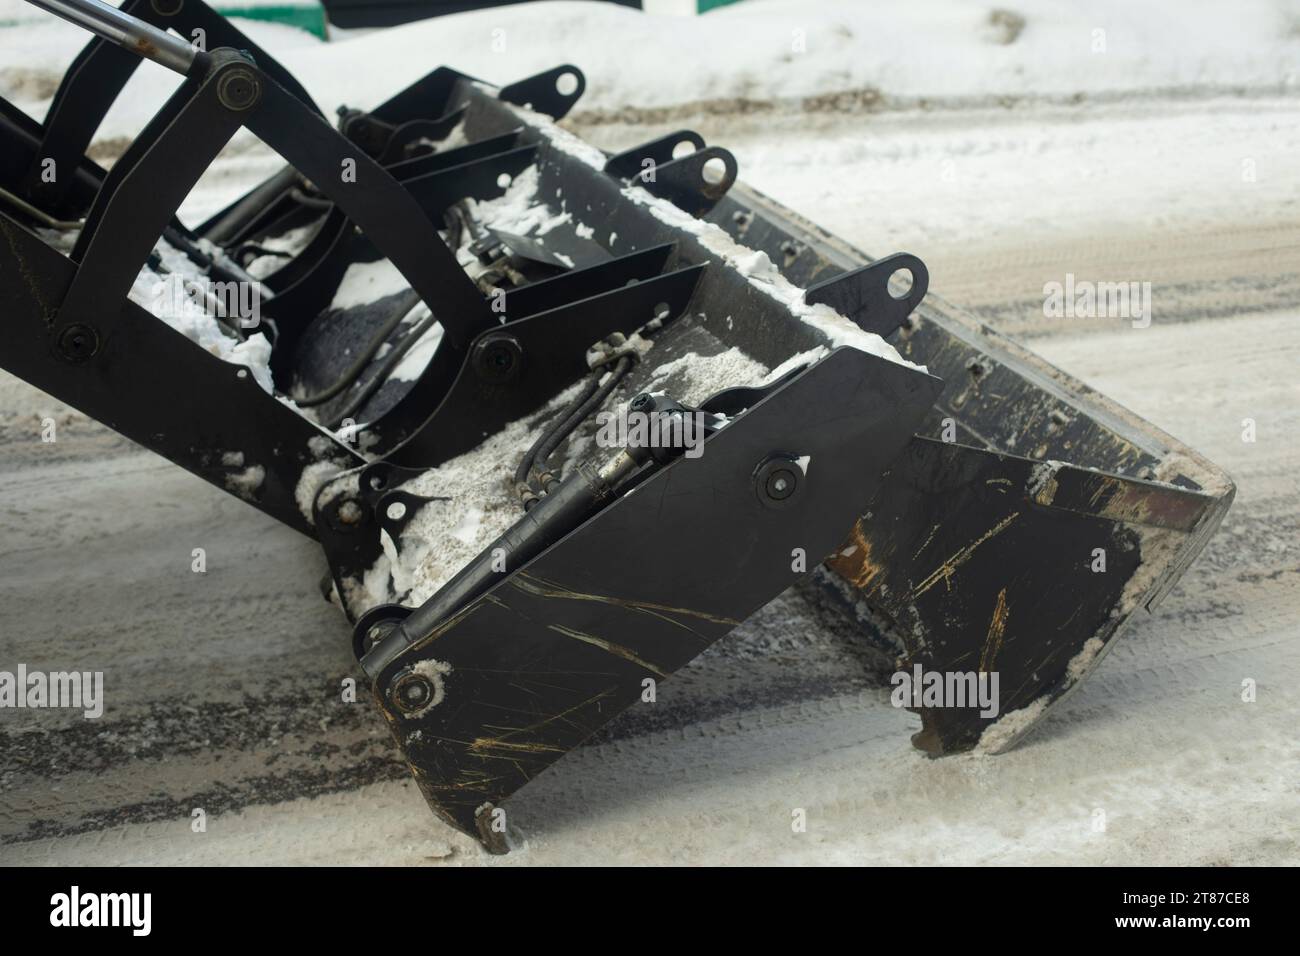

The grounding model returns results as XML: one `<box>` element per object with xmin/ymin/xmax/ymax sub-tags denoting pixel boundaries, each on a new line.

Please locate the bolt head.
<box><xmin>56</xmin><ymin>324</ymin><xmax>99</xmax><ymax>364</ymax></box>
<box><xmin>337</xmin><ymin>500</ymin><xmax>364</xmax><ymax>525</ymax></box>
<box><xmin>350</xmin><ymin>606</ymin><xmax>408</xmax><ymax>663</ymax></box>
<box><xmin>364</xmin><ymin>624</ymin><xmax>390</xmax><ymax>654</ymax></box>
<box><xmin>217</xmin><ymin>67</ymin><xmax>261</xmax><ymax>112</ymax></box>
<box><xmin>472</xmin><ymin>334</ymin><xmax>524</xmax><ymax>384</ymax></box>
<box><xmin>766</xmin><ymin>470</ymin><xmax>796</xmax><ymax>499</ymax></box>
<box><xmin>391</xmin><ymin>671</ymin><xmax>434</xmax><ymax>713</ymax></box>
<box><xmin>754</xmin><ymin>455</ymin><xmax>802</xmax><ymax>509</ymax></box>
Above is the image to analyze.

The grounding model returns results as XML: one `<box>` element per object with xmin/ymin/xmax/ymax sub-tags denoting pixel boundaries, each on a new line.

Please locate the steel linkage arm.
<box><xmin>0</xmin><ymin>50</ymin><xmax>354</xmax><ymax>536</ymax></box>
<box><xmin>3</xmin><ymin>1</ymin><xmax>497</xmax><ymax>534</ymax></box>
<box><xmin>20</xmin><ymin>0</ymin><xmax>319</xmax><ymax>216</ymax></box>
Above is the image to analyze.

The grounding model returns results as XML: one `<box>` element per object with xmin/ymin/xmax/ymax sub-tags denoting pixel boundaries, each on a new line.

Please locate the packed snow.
<box><xmin>7</xmin><ymin>0</ymin><xmax>1296</xmax><ymax>141</ymax></box>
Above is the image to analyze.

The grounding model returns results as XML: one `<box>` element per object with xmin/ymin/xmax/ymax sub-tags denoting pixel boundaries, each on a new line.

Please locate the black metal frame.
<box><xmin>0</xmin><ymin>46</ymin><xmax>716</xmax><ymax>534</ymax></box>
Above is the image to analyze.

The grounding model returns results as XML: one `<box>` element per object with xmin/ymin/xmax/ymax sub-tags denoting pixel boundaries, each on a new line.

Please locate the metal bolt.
<box><xmin>351</xmin><ymin>609</ymin><xmax>405</xmax><ymax>663</ymax></box>
<box><xmin>472</xmin><ymin>333</ymin><xmax>524</xmax><ymax>384</ymax></box>
<box><xmin>754</xmin><ymin>455</ymin><xmax>801</xmax><ymax>508</ymax></box>
<box><xmin>363</xmin><ymin>622</ymin><xmax>393</xmax><ymax>655</ymax></box>
<box><xmin>630</xmin><ymin>392</ymin><xmax>655</xmax><ymax>413</ymax></box>
<box><xmin>217</xmin><ymin>67</ymin><xmax>261</xmax><ymax>112</ymax></box>
<box><xmin>56</xmin><ymin>324</ymin><xmax>99</xmax><ymax>364</ymax></box>
<box><xmin>325</xmin><ymin>498</ymin><xmax>365</xmax><ymax>535</ymax></box>
<box><xmin>391</xmin><ymin>670</ymin><xmax>434</xmax><ymax>714</ymax></box>
<box><xmin>767</xmin><ymin>470</ymin><xmax>796</xmax><ymax>499</ymax></box>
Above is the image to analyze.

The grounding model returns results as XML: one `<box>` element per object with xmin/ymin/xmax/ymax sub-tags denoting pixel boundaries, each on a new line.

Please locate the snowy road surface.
<box><xmin>0</xmin><ymin>1</ymin><xmax>1296</xmax><ymax>865</ymax></box>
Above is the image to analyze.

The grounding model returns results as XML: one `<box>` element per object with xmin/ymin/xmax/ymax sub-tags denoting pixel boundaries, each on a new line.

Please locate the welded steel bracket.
<box><xmin>498</xmin><ymin>64</ymin><xmax>586</xmax><ymax>121</ymax></box>
<box><xmin>806</xmin><ymin>252</ymin><xmax>929</xmax><ymax>338</ymax></box>
<box><xmin>606</xmin><ymin>130</ymin><xmax>739</xmax><ymax>216</ymax></box>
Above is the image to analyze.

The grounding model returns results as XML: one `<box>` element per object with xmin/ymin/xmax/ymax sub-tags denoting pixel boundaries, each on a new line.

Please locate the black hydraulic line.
<box><xmin>514</xmin><ymin>374</ymin><xmax>602</xmax><ymax>506</ymax></box>
<box><xmin>160</xmin><ymin>224</ymin><xmax>262</xmax><ymax>291</ymax></box>
<box><xmin>149</xmin><ymin>252</ymin><xmax>248</xmax><ymax>342</ymax></box>
<box><xmin>0</xmin><ymin>183</ymin><xmax>82</xmax><ymax>230</ymax></box>
<box><xmin>536</xmin><ymin>357</ymin><xmax>633</xmax><ymax>471</ymax></box>
<box><xmin>295</xmin><ymin>287</ymin><xmax>421</xmax><ymax>407</ymax></box>
<box><xmin>288</xmin><ymin>187</ymin><xmax>335</xmax><ymax>210</ymax></box>
<box><xmin>513</xmin><ymin>356</ymin><xmax>636</xmax><ymax>509</ymax></box>
<box><xmin>326</xmin><ymin>309</ymin><xmax>439</xmax><ymax>428</ymax></box>
<box><xmin>360</xmin><ymin>396</ymin><xmax>706</xmax><ymax>680</ymax></box>
<box><xmin>314</xmin><ymin>204</ymin><xmax>467</xmax><ymax>424</ymax></box>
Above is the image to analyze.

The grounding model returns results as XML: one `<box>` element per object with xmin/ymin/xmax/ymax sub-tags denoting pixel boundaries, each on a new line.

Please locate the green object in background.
<box><xmin>698</xmin><ymin>0</ymin><xmax>745</xmax><ymax>11</ymax></box>
<box><xmin>214</xmin><ymin>3</ymin><xmax>329</xmax><ymax>41</ymax></box>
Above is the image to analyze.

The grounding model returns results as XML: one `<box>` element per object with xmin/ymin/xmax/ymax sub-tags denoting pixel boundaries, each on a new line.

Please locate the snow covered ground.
<box><xmin>0</xmin><ymin>0</ymin><xmax>1297</xmax><ymax>865</ymax></box>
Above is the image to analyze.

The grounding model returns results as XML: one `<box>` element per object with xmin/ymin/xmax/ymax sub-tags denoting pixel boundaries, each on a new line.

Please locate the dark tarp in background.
<box><xmin>323</xmin><ymin>0</ymin><xmax>643</xmax><ymax>30</ymax></box>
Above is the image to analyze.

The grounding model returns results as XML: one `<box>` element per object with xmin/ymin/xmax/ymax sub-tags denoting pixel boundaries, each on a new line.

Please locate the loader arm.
<box><xmin>17</xmin><ymin>0</ymin><xmax>321</xmax><ymax>218</ymax></box>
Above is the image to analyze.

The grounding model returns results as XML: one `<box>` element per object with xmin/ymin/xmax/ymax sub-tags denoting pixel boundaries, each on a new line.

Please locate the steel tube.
<box><xmin>23</xmin><ymin>0</ymin><xmax>197</xmax><ymax>74</ymax></box>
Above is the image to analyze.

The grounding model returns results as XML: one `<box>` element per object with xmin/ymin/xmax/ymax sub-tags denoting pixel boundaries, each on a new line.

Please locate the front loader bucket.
<box><xmin>696</xmin><ymin>187</ymin><xmax>1235</xmax><ymax>756</ymax></box>
<box><xmin>0</xmin><ymin>0</ymin><xmax>1232</xmax><ymax>852</ymax></box>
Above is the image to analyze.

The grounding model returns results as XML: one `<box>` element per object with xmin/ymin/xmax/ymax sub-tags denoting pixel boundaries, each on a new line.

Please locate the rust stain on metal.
<box><xmin>978</xmin><ymin>587</ymin><xmax>1010</xmax><ymax>672</ymax></box>
<box><xmin>1033</xmin><ymin>471</ymin><xmax>1060</xmax><ymax>506</ymax></box>
<box><xmin>909</xmin><ymin>511</ymin><xmax>1019</xmax><ymax>599</ymax></box>
<box><xmin>1070</xmin><ymin>474</ymin><xmax>1205</xmax><ymax>529</ymax></box>
<box><xmin>1019</xmin><ymin>459</ymin><xmax>1211</xmax><ymax>531</ymax></box>
<box><xmin>1088</xmin><ymin>476</ymin><xmax>1114</xmax><ymax>508</ymax></box>
<box><xmin>1095</xmin><ymin>478</ymin><xmax>1157</xmax><ymax>525</ymax></box>
<box><xmin>826</xmin><ymin>519</ymin><xmax>889</xmax><ymax>595</ymax></box>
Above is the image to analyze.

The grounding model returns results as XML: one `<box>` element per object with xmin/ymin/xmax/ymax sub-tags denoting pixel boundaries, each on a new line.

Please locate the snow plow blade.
<box><xmin>0</xmin><ymin>0</ymin><xmax>1233</xmax><ymax>851</ymax></box>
